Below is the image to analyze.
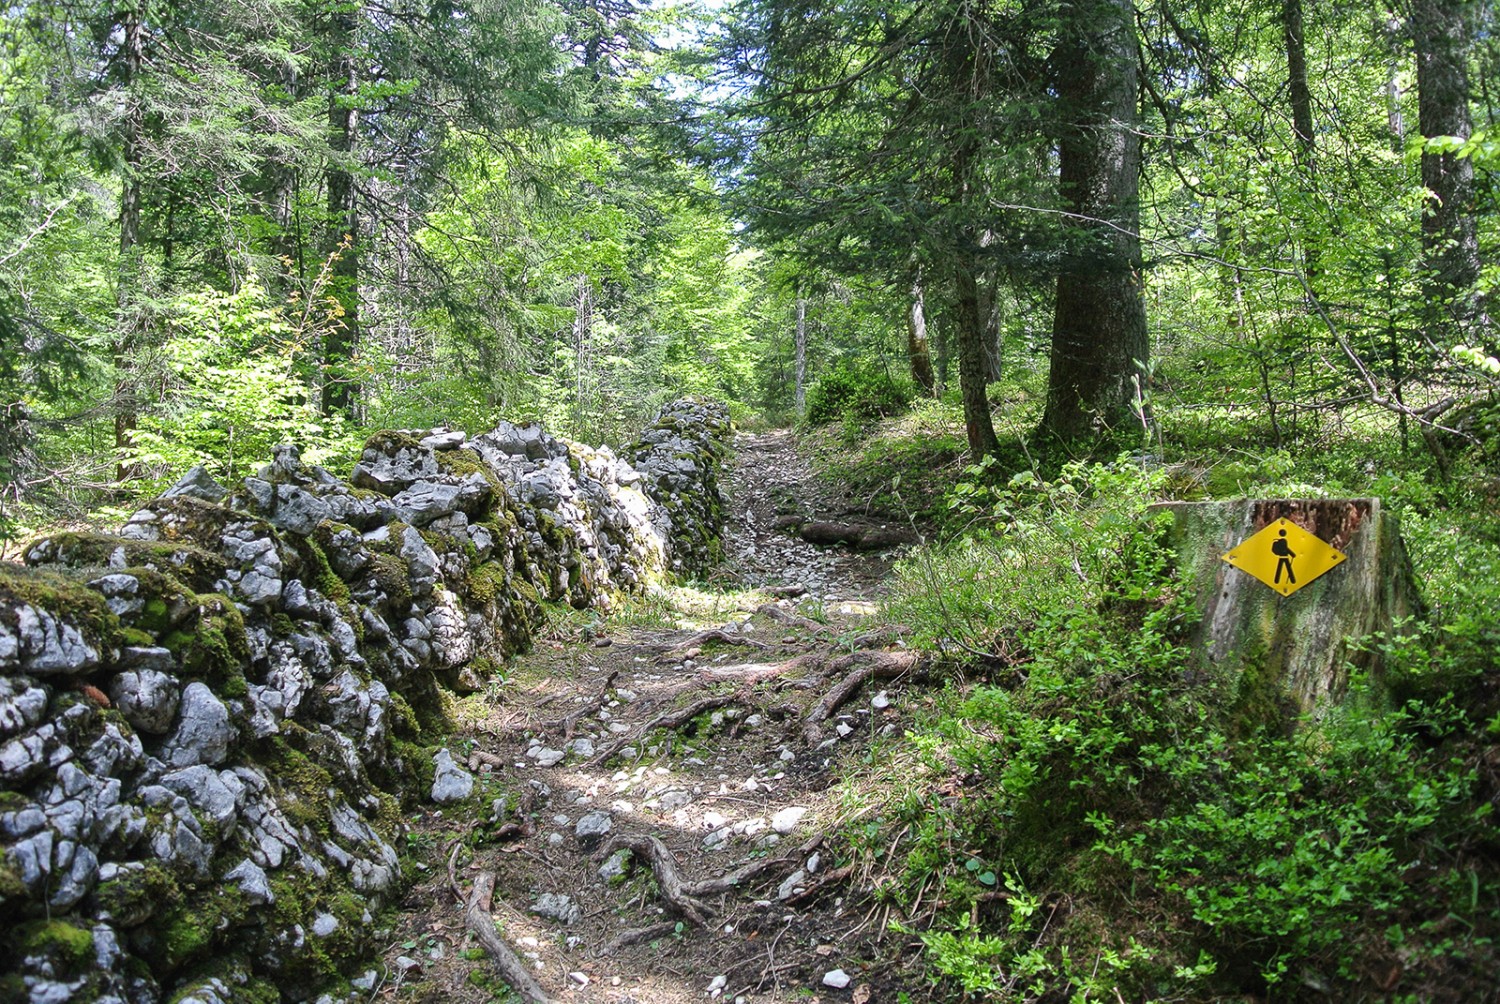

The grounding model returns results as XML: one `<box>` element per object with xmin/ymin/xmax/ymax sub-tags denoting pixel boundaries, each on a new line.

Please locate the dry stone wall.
<box><xmin>0</xmin><ymin>399</ymin><xmax>731</xmax><ymax>1004</ymax></box>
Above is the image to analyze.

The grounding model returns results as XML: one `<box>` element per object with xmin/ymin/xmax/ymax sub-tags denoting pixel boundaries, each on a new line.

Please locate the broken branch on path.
<box><xmin>588</xmin><ymin>693</ymin><xmax>744</xmax><ymax>765</ymax></box>
<box><xmin>597</xmin><ymin>834</ymin><xmax>712</xmax><ymax>925</ymax></box>
<box><xmin>462</xmin><ymin>872</ymin><xmax>558</xmax><ymax>1004</ymax></box>
<box><xmin>803</xmin><ymin>650</ymin><xmax>924</xmax><ymax>742</ymax></box>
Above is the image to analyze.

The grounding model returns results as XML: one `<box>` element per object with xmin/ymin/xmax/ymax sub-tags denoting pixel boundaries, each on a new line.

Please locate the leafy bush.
<box><xmin>120</xmin><ymin>278</ymin><xmax>361</xmax><ymax>494</ymax></box>
<box><xmin>804</xmin><ymin>359</ymin><xmax>913</xmax><ymax>425</ymax></box>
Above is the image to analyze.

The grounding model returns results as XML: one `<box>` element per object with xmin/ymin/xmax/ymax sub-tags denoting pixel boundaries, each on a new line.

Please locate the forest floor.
<box><xmin>380</xmin><ymin>430</ymin><xmax>936</xmax><ymax>1004</ymax></box>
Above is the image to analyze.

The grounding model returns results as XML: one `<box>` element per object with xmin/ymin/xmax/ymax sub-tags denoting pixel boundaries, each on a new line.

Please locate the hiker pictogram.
<box><xmin>1221</xmin><ymin>517</ymin><xmax>1346</xmax><ymax>597</ymax></box>
<box><xmin>1272</xmin><ymin>529</ymin><xmax>1296</xmax><ymax>584</ymax></box>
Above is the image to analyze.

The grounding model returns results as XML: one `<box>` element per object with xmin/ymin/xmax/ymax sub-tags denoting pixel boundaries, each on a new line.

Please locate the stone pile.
<box><xmin>0</xmin><ymin>399</ymin><xmax>730</xmax><ymax>1003</ymax></box>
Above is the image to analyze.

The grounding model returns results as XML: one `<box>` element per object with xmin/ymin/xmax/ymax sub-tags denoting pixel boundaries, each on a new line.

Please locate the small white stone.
<box><xmin>835</xmin><ymin>722</ymin><xmax>853</xmax><ymax>738</ymax></box>
<box><xmin>568</xmin><ymin>971</ymin><xmax>589</xmax><ymax>987</ymax></box>
<box><xmin>771</xmin><ymin>806</ymin><xmax>808</xmax><ymax>834</ymax></box>
<box><xmin>822</xmin><ymin>968</ymin><xmax>851</xmax><ymax>989</ymax></box>
<box><xmin>707</xmin><ymin>974</ymin><xmax>728</xmax><ymax>995</ymax></box>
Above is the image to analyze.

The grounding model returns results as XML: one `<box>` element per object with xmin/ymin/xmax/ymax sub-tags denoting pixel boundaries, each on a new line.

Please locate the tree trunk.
<box><xmin>1040</xmin><ymin>0</ymin><xmax>1149</xmax><ymax>444</ymax></box>
<box><xmin>322</xmin><ymin>7</ymin><xmax>361</xmax><ymax>419</ymax></box>
<box><xmin>979</xmin><ymin>274</ymin><xmax>1003</xmax><ymax>383</ymax></box>
<box><xmin>1152</xmin><ymin>499</ymin><xmax>1421</xmax><ymax>720</ymax></box>
<box><xmin>113</xmin><ymin>3</ymin><xmax>146</xmax><ymax>481</ymax></box>
<box><xmin>1411</xmin><ymin>0</ymin><xmax>1481</xmax><ymax>335</ymax></box>
<box><xmin>906</xmin><ymin>269</ymin><xmax>935</xmax><ymax>396</ymax></box>
<box><xmin>794</xmin><ymin>279</ymin><xmax>807</xmax><ymax>415</ymax></box>
<box><xmin>953</xmin><ymin>253</ymin><xmax>1001</xmax><ymax>461</ymax></box>
<box><xmin>573</xmin><ymin>272</ymin><xmax>593</xmax><ymax>435</ymax></box>
<box><xmin>1282</xmin><ymin>0</ymin><xmax>1320</xmax><ymax>282</ymax></box>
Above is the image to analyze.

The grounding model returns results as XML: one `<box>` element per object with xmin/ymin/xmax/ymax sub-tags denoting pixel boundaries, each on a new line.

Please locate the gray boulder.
<box><xmin>430</xmin><ymin>748</ymin><xmax>474</xmax><ymax>804</ymax></box>
<box><xmin>109</xmin><ymin>666</ymin><xmax>181</xmax><ymax>734</ymax></box>
<box><xmin>160</xmin><ymin>683</ymin><xmax>237</xmax><ymax>768</ymax></box>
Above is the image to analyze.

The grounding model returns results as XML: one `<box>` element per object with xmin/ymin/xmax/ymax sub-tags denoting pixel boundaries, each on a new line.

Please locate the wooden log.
<box><xmin>1151</xmin><ymin>498</ymin><xmax>1421</xmax><ymax>716</ymax></box>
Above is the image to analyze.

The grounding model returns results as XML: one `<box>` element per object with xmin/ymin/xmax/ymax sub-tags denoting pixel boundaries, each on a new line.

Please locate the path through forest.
<box><xmin>382</xmin><ymin>431</ymin><xmax>929</xmax><ymax>1003</ymax></box>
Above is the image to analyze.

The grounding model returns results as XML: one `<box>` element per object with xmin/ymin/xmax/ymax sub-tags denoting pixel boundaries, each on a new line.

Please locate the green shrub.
<box><xmin>804</xmin><ymin>359</ymin><xmax>913</xmax><ymax>425</ymax></box>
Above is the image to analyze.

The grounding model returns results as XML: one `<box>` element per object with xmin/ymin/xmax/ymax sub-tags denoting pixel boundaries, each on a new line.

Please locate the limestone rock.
<box><xmin>109</xmin><ymin>667</ymin><xmax>181</xmax><ymax>734</ymax></box>
<box><xmin>160</xmin><ymin>683</ymin><xmax>237</xmax><ymax>768</ymax></box>
<box><xmin>430</xmin><ymin>748</ymin><xmax>475</xmax><ymax>804</ymax></box>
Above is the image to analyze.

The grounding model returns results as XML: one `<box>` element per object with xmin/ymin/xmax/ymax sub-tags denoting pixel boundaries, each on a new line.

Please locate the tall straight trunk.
<box><xmin>1040</xmin><ymin>0</ymin><xmax>1149</xmax><ymax>443</ymax></box>
<box><xmin>1282</xmin><ymin>0</ymin><xmax>1320</xmax><ymax>281</ymax></box>
<box><xmin>906</xmin><ymin>269</ymin><xmax>935</xmax><ymax>395</ymax></box>
<box><xmin>794</xmin><ymin>280</ymin><xmax>807</xmax><ymax>415</ymax></box>
<box><xmin>979</xmin><ymin>275</ymin><xmax>1003</xmax><ymax>383</ymax></box>
<box><xmin>1411</xmin><ymin>0</ymin><xmax>1480</xmax><ymax>335</ymax></box>
<box><xmin>572</xmin><ymin>272</ymin><xmax>593</xmax><ymax>434</ymax></box>
<box><xmin>954</xmin><ymin>250</ymin><xmax>1001</xmax><ymax>460</ymax></box>
<box><xmin>113</xmin><ymin>4</ymin><xmax>145</xmax><ymax>480</ymax></box>
<box><xmin>322</xmin><ymin>8</ymin><xmax>361</xmax><ymax>418</ymax></box>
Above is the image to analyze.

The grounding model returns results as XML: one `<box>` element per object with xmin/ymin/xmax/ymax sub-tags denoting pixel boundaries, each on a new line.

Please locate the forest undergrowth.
<box><xmin>798</xmin><ymin>382</ymin><xmax>1500</xmax><ymax>1002</ymax></box>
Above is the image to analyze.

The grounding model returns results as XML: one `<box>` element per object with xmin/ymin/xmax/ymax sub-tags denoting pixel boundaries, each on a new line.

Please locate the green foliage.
<box><xmin>804</xmin><ymin>360</ymin><xmax>913</xmax><ymax>426</ymax></box>
<box><xmin>120</xmin><ymin>279</ymin><xmax>359</xmax><ymax>493</ymax></box>
<box><xmin>879</xmin><ymin>482</ymin><xmax>1500</xmax><ymax>998</ymax></box>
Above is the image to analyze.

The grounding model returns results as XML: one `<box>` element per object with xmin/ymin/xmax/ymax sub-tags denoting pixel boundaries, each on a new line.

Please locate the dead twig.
<box><xmin>462</xmin><ymin>872</ymin><xmax>558</xmax><ymax>1004</ymax></box>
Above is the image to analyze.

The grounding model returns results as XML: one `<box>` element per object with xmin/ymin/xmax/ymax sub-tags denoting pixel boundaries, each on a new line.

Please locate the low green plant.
<box><xmin>804</xmin><ymin>359</ymin><xmax>914</xmax><ymax>426</ymax></box>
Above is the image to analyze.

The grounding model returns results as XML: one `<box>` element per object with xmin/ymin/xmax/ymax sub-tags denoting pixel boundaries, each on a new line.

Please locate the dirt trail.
<box><xmin>383</xmin><ymin>431</ymin><xmax>927</xmax><ymax>1004</ymax></box>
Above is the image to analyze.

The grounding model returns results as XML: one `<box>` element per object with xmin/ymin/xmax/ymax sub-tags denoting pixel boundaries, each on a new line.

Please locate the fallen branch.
<box><xmin>803</xmin><ymin>651</ymin><xmax>924</xmax><ymax>742</ymax></box>
<box><xmin>588</xmin><ymin>693</ymin><xmax>743</xmax><ymax>766</ymax></box>
<box><xmin>462</xmin><ymin>872</ymin><xmax>558</xmax><ymax>1004</ymax></box>
<box><xmin>597</xmin><ymin>834</ymin><xmax>712</xmax><ymax>925</ymax></box>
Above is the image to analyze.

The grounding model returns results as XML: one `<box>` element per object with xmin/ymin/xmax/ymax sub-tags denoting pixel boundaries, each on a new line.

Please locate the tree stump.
<box><xmin>1151</xmin><ymin>499</ymin><xmax>1422</xmax><ymax>717</ymax></box>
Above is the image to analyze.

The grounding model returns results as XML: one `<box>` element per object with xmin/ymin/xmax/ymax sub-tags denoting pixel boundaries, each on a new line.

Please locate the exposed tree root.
<box><xmin>597</xmin><ymin>834</ymin><xmax>712</xmax><ymax>925</ymax></box>
<box><xmin>463</xmin><ymin>872</ymin><xmax>558</xmax><ymax>1004</ymax></box>
<box><xmin>663</xmin><ymin>629</ymin><xmax>770</xmax><ymax>657</ymax></box>
<box><xmin>597</xmin><ymin>921</ymin><xmax>680</xmax><ymax>958</ymax></box>
<box><xmin>587</xmin><ymin>693</ymin><xmax>744</xmax><ymax>766</ymax></box>
<box><xmin>803</xmin><ymin>650</ymin><xmax>924</xmax><ymax>742</ymax></box>
<box><xmin>697</xmin><ymin>652</ymin><xmax>824</xmax><ymax>686</ymax></box>
<box><xmin>755</xmin><ymin>602</ymin><xmax>828</xmax><ymax>634</ymax></box>
<box><xmin>784</xmin><ymin>863</ymin><xmax>857</xmax><ymax>906</ymax></box>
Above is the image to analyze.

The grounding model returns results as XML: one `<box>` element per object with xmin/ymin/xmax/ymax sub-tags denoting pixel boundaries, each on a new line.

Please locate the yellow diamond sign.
<box><xmin>1221</xmin><ymin>517</ymin><xmax>1347</xmax><ymax>597</ymax></box>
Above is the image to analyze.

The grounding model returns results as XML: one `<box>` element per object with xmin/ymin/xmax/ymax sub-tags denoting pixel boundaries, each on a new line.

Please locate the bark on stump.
<box><xmin>1151</xmin><ymin>498</ymin><xmax>1421</xmax><ymax>716</ymax></box>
